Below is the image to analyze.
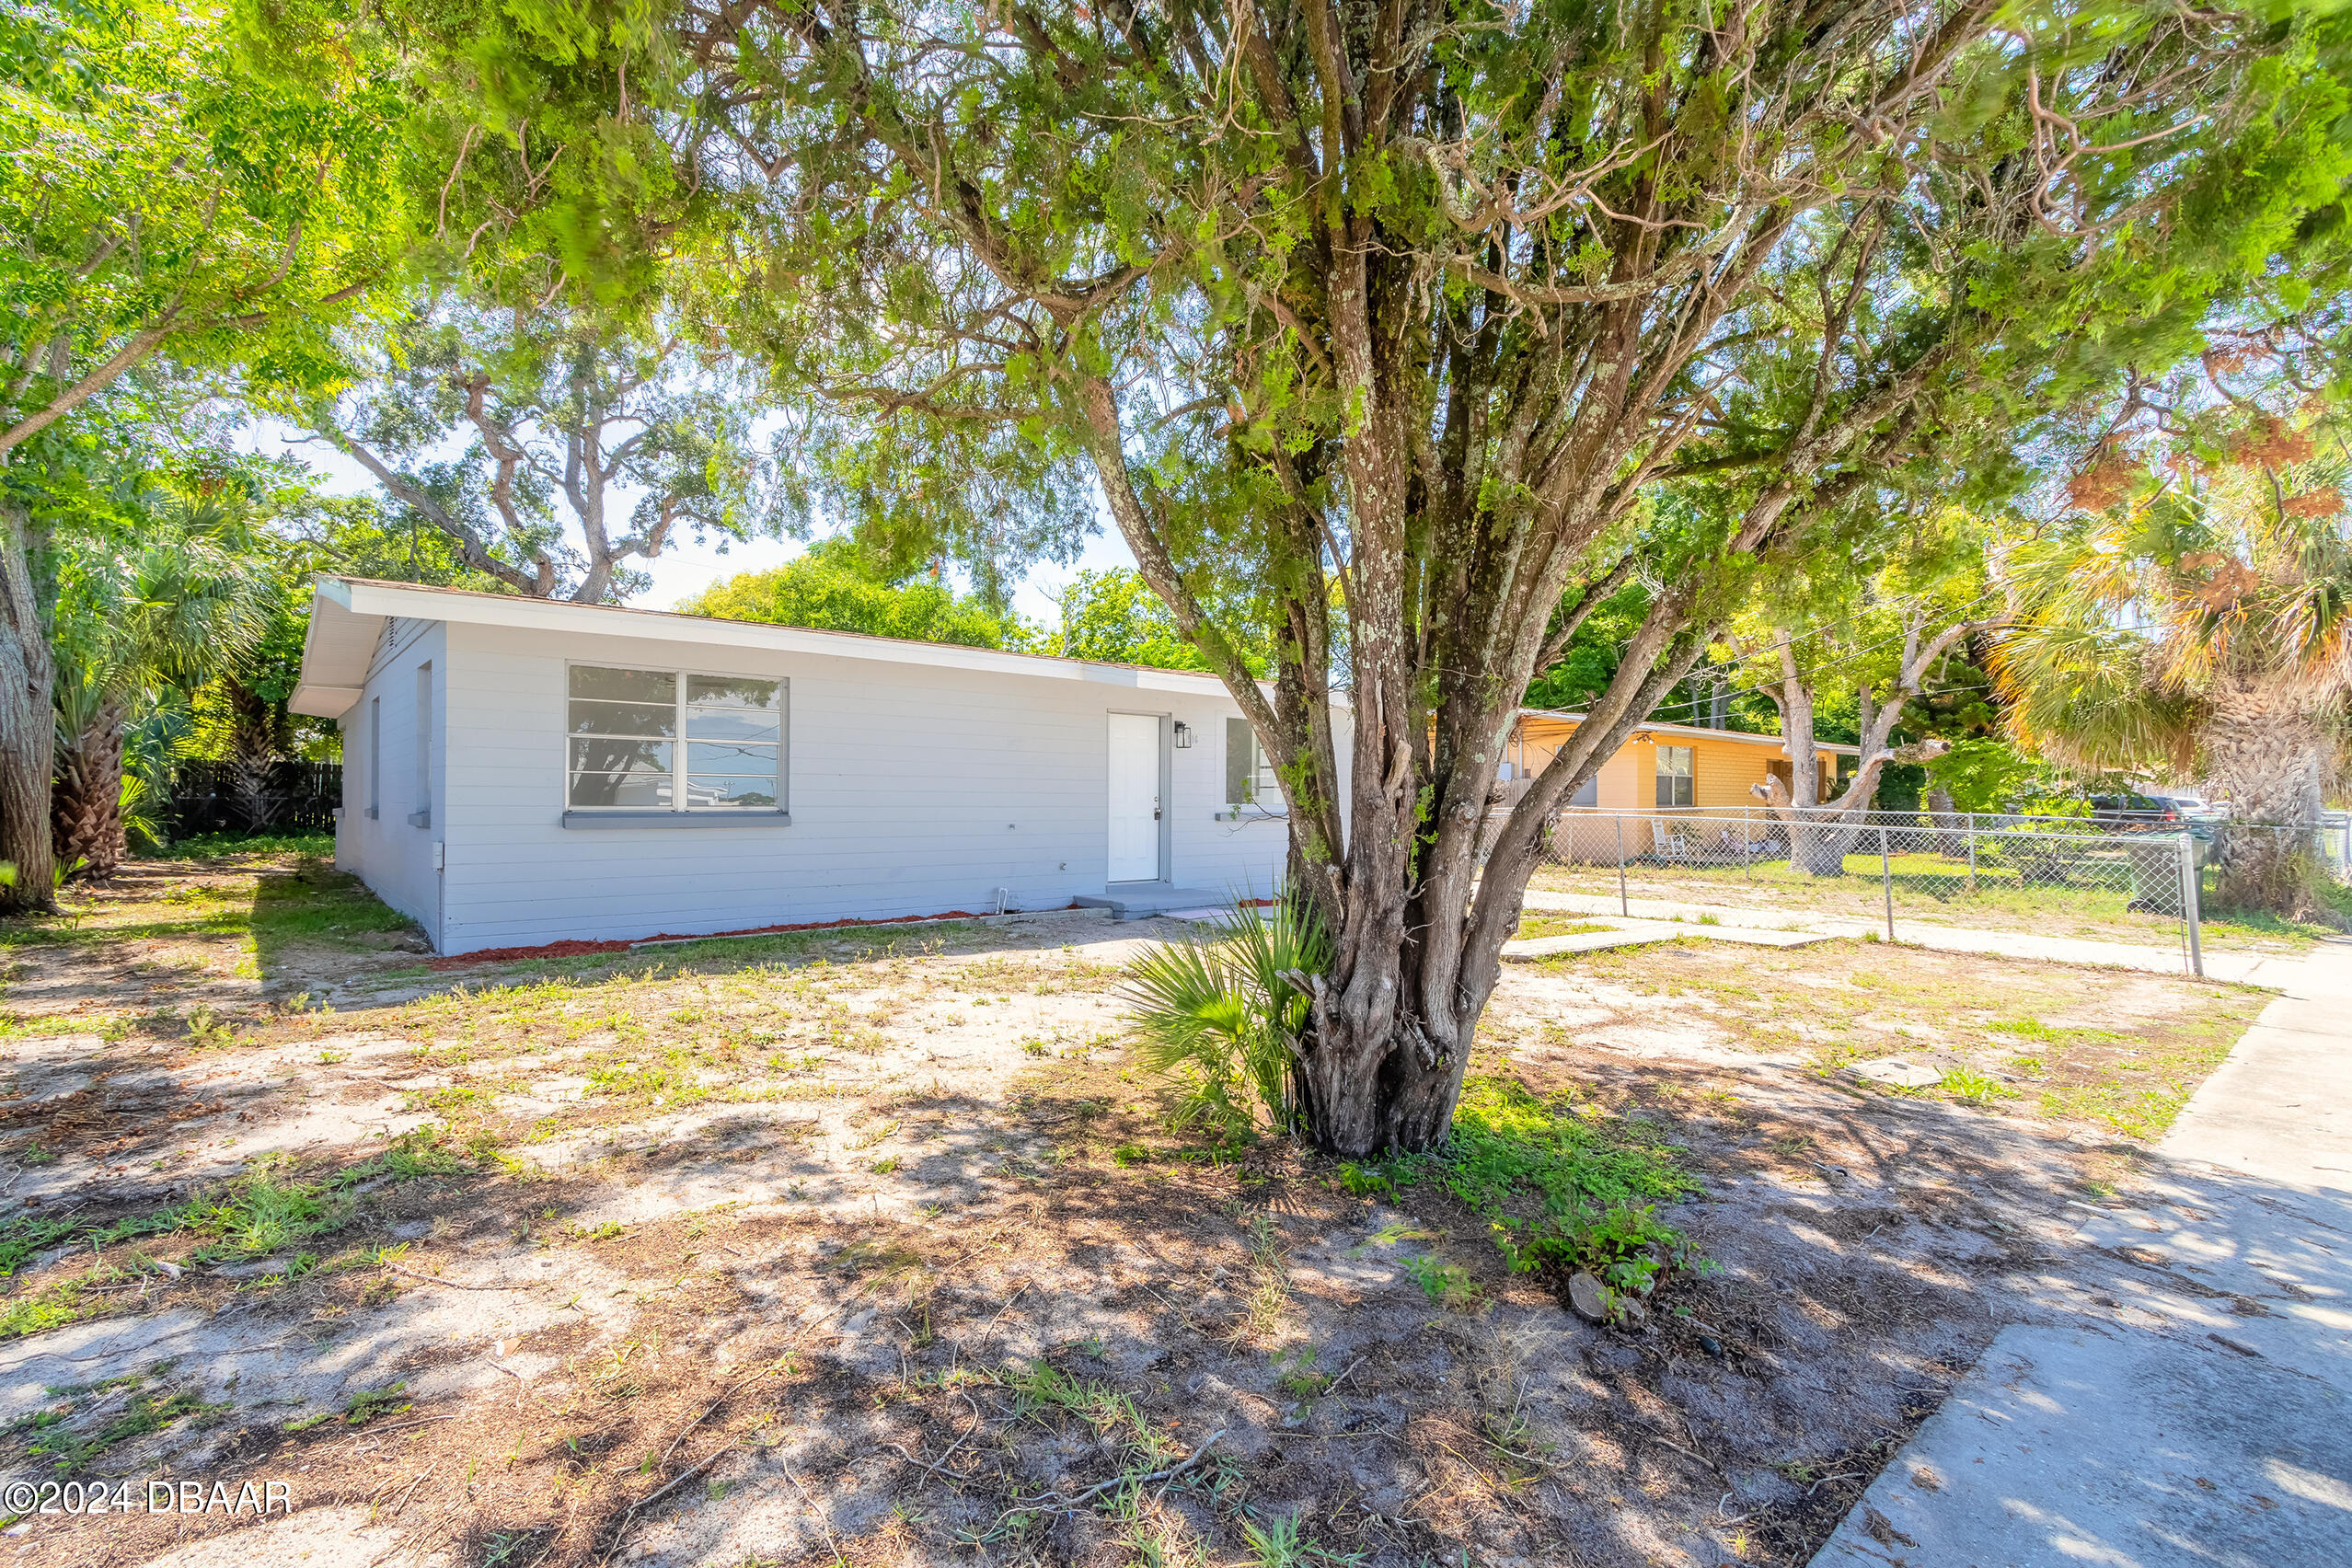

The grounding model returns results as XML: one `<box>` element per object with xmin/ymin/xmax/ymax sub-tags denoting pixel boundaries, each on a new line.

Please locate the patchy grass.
<box><xmin>145</xmin><ymin>830</ymin><xmax>338</xmax><ymax>862</ymax></box>
<box><xmin>1513</xmin><ymin>915</ymin><xmax>1619</xmax><ymax>941</ymax></box>
<box><xmin>0</xmin><ymin>847</ymin><xmax>2287</xmax><ymax>1568</ymax></box>
<box><xmin>1530</xmin><ymin>852</ymin><xmax>2343</xmax><ymax>951</ymax></box>
<box><xmin>1519</xmin><ymin>938</ymin><xmax>2265</xmax><ymax>1141</ymax></box>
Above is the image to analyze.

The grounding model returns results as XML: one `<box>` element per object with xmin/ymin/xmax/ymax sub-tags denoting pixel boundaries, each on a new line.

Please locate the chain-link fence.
<box><xmin>1525</xmin><ymin>807</ymin><xmax>2213</xmax><ymax>975</ymax></box>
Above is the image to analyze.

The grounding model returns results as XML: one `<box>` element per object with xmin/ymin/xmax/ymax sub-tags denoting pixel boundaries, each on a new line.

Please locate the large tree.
<box><xmin>309</xmin><ymin>299</ymin><xmax>790</xmax><ymax>603</ymax></box>
<box><xmin>0</xmin><ymin>0</ymin><xmax>407</xmax><ymax>908</ymax></box>
<box><xmin>413</xmin><ymin>0</ymin><xmax>2348</xmax><ymax>1152</ymax></box>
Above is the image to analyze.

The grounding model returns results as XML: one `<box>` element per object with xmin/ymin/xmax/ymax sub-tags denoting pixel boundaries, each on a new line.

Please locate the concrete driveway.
<box><xmin>1810</xmin><ymin>949</ymin><xmax>2352</xmax><ymax>1567</ymax></box>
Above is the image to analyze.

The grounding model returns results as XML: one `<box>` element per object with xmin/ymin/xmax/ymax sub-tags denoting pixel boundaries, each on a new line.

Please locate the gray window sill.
<box><xmin>1216</xmin><ymin>808</ymin><xmax>1289</xmax><ymax>822</ymax></box>
<box><xmin>562</xmin><ymin>811</ymin><xmax>791</xmax><ymax>830</ymax></box>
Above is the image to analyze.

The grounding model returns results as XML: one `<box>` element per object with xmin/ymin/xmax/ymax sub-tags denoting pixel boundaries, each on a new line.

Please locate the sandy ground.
<box><xmin>0</xmin><ymin>854</ymin><xmax>2278</xmax><ymax>1567</ymax></box>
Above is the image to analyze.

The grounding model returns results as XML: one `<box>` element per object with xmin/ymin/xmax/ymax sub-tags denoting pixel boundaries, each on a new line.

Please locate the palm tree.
<box><xmin>51</xmin><ymin>509</ymin><xmax>270</xmax><ymax>878</ymax></box>
<box><xmin>1993</xmin><ymin>413</ymin><xmax>2351</xmax><ymax>920</ymax></box>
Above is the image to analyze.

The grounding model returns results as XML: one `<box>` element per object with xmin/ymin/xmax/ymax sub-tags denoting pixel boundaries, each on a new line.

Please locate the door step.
<box><xmin>1071</xmin><ymin>886</ymin><xmax>1227</xmax><ymax>922</ymax></box>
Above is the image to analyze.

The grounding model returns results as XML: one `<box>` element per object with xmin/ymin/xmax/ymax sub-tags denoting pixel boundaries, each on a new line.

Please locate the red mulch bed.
<box><xmin>427</xmin><ymin>908</ymin><xmax>1020</xmax><ymax>970</ymax></box>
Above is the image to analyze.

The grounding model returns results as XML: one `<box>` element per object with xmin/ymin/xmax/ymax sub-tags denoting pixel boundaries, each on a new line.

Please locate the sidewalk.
<box><xmin>1809</xmin><ymin>947</ymin><xmax>2352</xmax><ymax>1567</ymax></box>
<box><xmin>1516</xmin><ymin>886</ymin><xmax>2333</xmax><ymax>987</ymax></box>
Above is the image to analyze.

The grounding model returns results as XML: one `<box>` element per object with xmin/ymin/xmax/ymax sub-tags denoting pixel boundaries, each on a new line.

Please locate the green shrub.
<box><xmin>1124</xmin><ymin>898</ymin><xmax>1329</xmax><ymax>1141</ymax></box>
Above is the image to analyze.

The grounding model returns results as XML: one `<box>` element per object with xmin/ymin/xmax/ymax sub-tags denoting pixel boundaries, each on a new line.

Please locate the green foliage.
<box><xmin>50</xmin><ymin>501</ymin><xmax>273</xmax><ymax>742</ymax></box>
<box><xmin>178</xmin><ymin>1175</ymin><xmax>349</xmax><ymax>1259</ymax></box>
<box><xmin>1369</xmin><ymin>1076</ymin><xmax>1703</xmax><ymax>1302</ymax></box>
<box><xmin>27</xmin><ymin>1387</ymin><xmax>226</xmax><ymax>1475</ymax></box>
<box><xmin>0</xmin><ymin>0</ymin><xmax>409</xmax><ymax>455</ymax></box>
<box><xmin>1400</xmin><ymin>1255</ymin><xmax>1484</xmax><ymax>1310</ymax></box>
<box><xmin>1927</xmin><ymin>739</ymin><xmax>2058</xmax><ymax>814</ymax></box>
<box><xmin>1123</xmin><ymin>900</ymin><xmax>1330</xmax><ymax>1141</ymax></box>
<box><xmin>1940</xmin><ymin>1066</ymin><xmax>2015</xmax><ymax>1107</ymax></box>
<box><xmin>684</xmin><ymin>537</ymin><xmax>1040</xmax><ymax>650</ymax></box>
<box><xmin>1053</xmin><ymin>568</ymin><xmax>1265</xmax><ymax>674</ymax></box>
<box><xmin>1427</xmin><ymin>1078</ymin><xmax>1697</xmax><ymax>1216</ymax></box>
<box><xmin>1239</xmin><ymin>1513</ymin><xmax>1362</xmax><ymax>1568</ymax></box>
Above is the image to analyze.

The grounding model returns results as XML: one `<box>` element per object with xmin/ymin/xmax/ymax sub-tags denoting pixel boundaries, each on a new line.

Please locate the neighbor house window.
<box><xmin>1655</xmin><ymin>744</ymin><xmax>1694</xmax><ymax>808</ymax></box>
<box><xmin>567</xmin><ymin>665</ymin><xmax>784</xmax><ymax>812</ymax></box>
<box><xmin>1225</xmin><ymin>718</ymin><xmax>1283</xmax><ymax>811</ymax></box>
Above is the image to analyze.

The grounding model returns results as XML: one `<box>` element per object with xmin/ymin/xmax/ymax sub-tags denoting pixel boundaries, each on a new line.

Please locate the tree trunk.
<box><xmin>0</xmin><ymin>502</ymin><xmax>54</xmax><ymax>911</ymax></box>
<box><xmin>1926</xmin><ymin>784</ymin><xmax>1966</xmax><ymax>858</ymax></box>
<box><xmin>1291</xmin><ymin>614</ymin><xmax>1710</xmax><ymax>1158</ymax></box>
<box><xmin>226</xmin><ymin>681</ymin><xmax>289</xmax><ymax>834</ymax></box>
<box><xmin>51</xmin><ymin>708</ymin><xmax>126</xmax><ymax>880</ymax></box>
<box><xmin>2200</xmin><ymin>677</ymin><xmax>2336</xmax><ymax>921</ymax></box>
<box><xmin>1773</xmin><ymin>641</ymin><xmax>1848</xmax><ymax>875</ymax></box>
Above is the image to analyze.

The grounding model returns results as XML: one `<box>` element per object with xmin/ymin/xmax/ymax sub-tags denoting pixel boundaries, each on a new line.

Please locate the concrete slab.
<box><xmin>1809</xmin><ymin>1323</ymin><xmax>2352</xmax><ymax>1568</ymax></box>
<box><xmin>1850</xmin><ymin>1057</ymin><xmax>1944</xmax><ymax>1089</ymax></box>
<box><xmin>1813</xmin><ymin>946</ymin><xmax>2352</xmax><ymax>1568</ymax></box>
<box><xmin>1071</xmin><ymin>885</ymin><xmax>1227</xmax><ymax>921</ymax></box>
<box><xmin>1501</xmin><ymin>918</ymin><xmax>1833</xmax><ymax>960</ymax></box>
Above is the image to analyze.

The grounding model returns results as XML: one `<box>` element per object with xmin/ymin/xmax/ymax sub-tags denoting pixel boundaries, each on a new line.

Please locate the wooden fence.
<box><xmin>165</xmin><ymin>760</ymin><xmax>343</xmax><ymax>839</ymax></box>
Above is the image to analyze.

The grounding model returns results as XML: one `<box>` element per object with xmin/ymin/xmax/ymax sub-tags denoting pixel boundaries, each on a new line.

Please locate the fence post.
<box><xmin>1879</xmin><ymin>824</ymin><xmax>1896</xmax><ymax>942</ymax></box>
<box><xmin>1742</xmin><ymin>810</ymin><xmax>1752</xmax><ymax>879</ymax></box>
<box><xmin>2179</xmin><ymin>833</ymin><xmax>2204</xmax><ymax>979</ymax></box>
<box><xmin>1616</xmin><ymin>816</ymin><xmax>1629</xmax><ymax>917</ymax></box>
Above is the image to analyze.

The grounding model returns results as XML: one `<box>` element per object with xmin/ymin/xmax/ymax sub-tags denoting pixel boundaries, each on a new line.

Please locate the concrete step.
<box><xmin>1070</xmin><ymin>886</ymin><xmax>1227</xmax><ymax>922</ymax></box>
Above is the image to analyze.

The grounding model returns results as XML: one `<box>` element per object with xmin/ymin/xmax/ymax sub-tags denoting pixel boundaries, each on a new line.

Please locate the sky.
<box><xmin>239</xmin><ymin>419</ymin><xmax>1141</xmax><ymax>627</ymax></box>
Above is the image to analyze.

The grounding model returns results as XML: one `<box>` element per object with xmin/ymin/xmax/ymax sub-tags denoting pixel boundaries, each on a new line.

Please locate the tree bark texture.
<box><xmin>50</xmin><ymin>708</ymin><xmax>125</xmax><ymax>879</ymax></box>
<box><xmin>227</xmin><ymin>681</ymin><xmax>293</xmax><ymax>834</ymax></box>
<box><xmin>2200</xmin><ymin>677</ymin><xmax>2338</xmax><ymax>920</ymax></box>
<box><xmin>0</xmin><ymin>502</ymin><xmax>54</xmax><ymax>910</ymax></box>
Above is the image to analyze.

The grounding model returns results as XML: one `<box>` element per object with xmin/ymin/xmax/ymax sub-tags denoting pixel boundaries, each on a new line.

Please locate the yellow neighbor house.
<box><xmin>1499</xmin><ymin>708</ymin><xmax>1862</xmax><ymax>859</ymax></box>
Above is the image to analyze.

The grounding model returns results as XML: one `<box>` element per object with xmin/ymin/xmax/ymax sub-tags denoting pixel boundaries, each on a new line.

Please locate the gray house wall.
<box><xmin>339</xmin><ymin>614</ymin><xmax>1332</xmax><ymax>956</ymax></box>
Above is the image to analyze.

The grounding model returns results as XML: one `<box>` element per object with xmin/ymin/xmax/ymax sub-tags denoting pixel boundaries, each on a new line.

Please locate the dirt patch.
<box><xmin>0</xmin><ymin>852</ymin><xmax>2272</xmax><ymax>1566</ymax></box>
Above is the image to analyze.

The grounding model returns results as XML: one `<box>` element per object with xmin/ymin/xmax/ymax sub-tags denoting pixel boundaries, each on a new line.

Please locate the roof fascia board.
<box><xmin>329</xmin><ymin>578</ymin><xmax>1261</xmax><ymax>699</ymax></box>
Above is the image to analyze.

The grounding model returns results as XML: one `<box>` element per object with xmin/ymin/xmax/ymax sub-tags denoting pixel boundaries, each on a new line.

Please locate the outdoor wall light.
<box><xmin>1172</xmin><ymin>721</ymin><xmax>1194</xmax><ymax>748</ymax></box>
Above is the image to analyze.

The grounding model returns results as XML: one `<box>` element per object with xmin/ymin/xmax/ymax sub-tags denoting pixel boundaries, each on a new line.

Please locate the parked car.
<box><xmin>2088</xmin><ymin>791</ymin><xmax>2202</xmax><ymax>828</ymax></box>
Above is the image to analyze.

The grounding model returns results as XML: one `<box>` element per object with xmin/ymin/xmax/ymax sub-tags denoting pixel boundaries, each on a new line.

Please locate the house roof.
<box><xmin>289</xmin><ymin>576</ymin><xmax>1291</xmax><ymax>720</ymax></box>
<box><xmin>1515</xmin><ymin>705</ymin><xmax>1862</xmax><ymax>758</ymax></box>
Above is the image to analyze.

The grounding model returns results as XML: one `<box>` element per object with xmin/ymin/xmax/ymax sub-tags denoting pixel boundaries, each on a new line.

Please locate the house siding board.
<box><xmin>411</xmin><ymin>620</ymin><xmax>1319</xmax><ymax>955</ymax></box>
<box><xmin>335</xmin><ymin>620</ymin><xmax>445</xmax><ymax>946</ymax></box>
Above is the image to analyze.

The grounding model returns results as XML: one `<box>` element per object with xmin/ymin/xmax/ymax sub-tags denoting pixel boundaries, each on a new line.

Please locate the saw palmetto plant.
<box><xmin>51</xmin><ymin>504</ymin><xmax>270</xmax><ymax>879</ymax></box>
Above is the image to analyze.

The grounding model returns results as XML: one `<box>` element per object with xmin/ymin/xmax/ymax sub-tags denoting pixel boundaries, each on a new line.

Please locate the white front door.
<box><xmin>1107</xmin><ymin>713</ymin><xmax>1162</xmax><ymax>882</ymax></box>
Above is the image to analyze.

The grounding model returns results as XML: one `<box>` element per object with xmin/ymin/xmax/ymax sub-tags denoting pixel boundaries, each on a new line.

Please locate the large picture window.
<box><xmin>567</xmin><ymin>665</ymin><xmax>784</xmax><ymax>812</ymax></box>
<box><xmin>1655</xmin><ymin>744</ymin><xmax>1694</xmax><ymax>808</ymax></box>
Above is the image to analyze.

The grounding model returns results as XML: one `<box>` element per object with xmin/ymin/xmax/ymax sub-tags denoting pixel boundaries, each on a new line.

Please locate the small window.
<box><xmin>415</xmin><ymin>664</ymin><xmax>432</xmax><ymax>820</ymax></box>
<box><xmin>1224</xmin><ymin>717</ymin><xmax>1283</xmax><ymax>811</ymax></box>
<box><xmin>1655</xmin><ymin>744</ymin><xmax>1693</xmax><ymax>808</ymax></box>
<box><xmin>568</xmin><ymin>665</ymin><xmax>784</xmax><ymax>812</ymax></box>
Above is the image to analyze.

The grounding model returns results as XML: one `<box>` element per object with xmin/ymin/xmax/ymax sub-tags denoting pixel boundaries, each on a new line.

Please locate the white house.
<box><xmin>289</xmin><ymin>577</ymin><xmax>1337</xmax><ymax>956</ymax></box>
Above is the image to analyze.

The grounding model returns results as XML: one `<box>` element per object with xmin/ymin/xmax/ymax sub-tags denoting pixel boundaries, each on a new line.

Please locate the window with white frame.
<box><xmin>1225</xmin><ymin>717</ymin><xmax>1283</xmax><ymax>811</ymax></box>
<box><xmin>566</xmin><ymin>665</ymin><xmax>785</xmax><ymax>812</ymax></box>
<box><xmin>1654</xmin><ymin>744</ymin><xmax>1694</xmax><ymax>808</ymax></box>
